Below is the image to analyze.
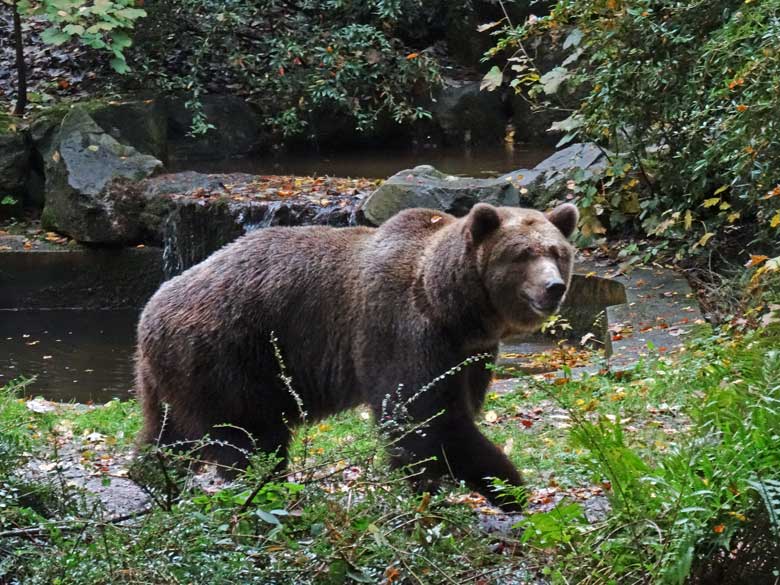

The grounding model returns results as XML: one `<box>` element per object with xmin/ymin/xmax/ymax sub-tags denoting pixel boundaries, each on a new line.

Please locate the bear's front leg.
<box><xmin>389</xmin><ymin>414</ymin><xmax>525</xmax><ymax>511</ymax></box>
<box><xmin>439</xmin><ymin>416</ymin><xmax>525</xmax><ymax>511</ymax></box>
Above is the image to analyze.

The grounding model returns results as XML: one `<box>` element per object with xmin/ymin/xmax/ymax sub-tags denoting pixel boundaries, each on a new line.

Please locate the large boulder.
<box><xmin>500</xmin><ymin>142</ymin><xmax>607</xmax><ymax>206</ymax></box>
<box><xmin>361</xmin><ymin>143</ymin><xmax>606</xmax><ymax>225</ymax></box>
<box><xmin>91</xmin><ymin>99</ymin><xmax>168</xmax><ymax>162</ymax></box>
<box><xmin>41</xmin><ymin>107</ymin><xmax>163</xmax><ymax>243</ymax></box>
<box><xmin>361</xmin><ymin>164</ymin><xmax>526</xmax><ymax>225</ymax></box>
<box><xmin>430</xmin><ymin>79</ymin><xmax>509</xmax><ymax>146</ymax></box>
<box><xmin>0</xmin><ymin>129</ymin><xmax>31</xmax><ymax>218</ymax></box>
<box><xmin>165</xmin><ymin>95</ymin><xmax>265</xmax><ymax>160</ymax></box>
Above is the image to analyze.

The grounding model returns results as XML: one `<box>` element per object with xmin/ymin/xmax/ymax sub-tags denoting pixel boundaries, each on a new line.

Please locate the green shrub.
<box><xmin>521</xmin><ymin>327</ymin><xmax>780</xmax><ymax>583</ymax></box>
<box><xmin>492</xmin><ymin>0</ymin><xmax>780</xmax><ymax>255</ymax></box>
<box><xmin>129</xmin><ymin>0</ymin><xmax>451</xmax><ymax>139</ymax></box>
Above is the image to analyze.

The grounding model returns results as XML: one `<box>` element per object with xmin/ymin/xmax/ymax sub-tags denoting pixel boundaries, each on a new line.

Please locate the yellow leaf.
<box><xmin>719</xmin><ymin>201</ymin><xmax>731</xmax><ymax>210</ymax></box>
<box><xmin>702</xmin><ymin>198</ymin><xmax>721</xmax><ymax>208</ymax></box>
<box><xmin>697</xmin><ymin>232</ymin><xmax>714</xmax><ymax>247</ymax></box>
<box><xmin>771</xmin><ymin>212</ymin><xmax>780</xmax><ymax>229</ymax></box>
<box><xmin>727</xmin><ymin>212</ymin><xmax>741</xmax><ymax>223</ymax></box>
<box><xmin>684</xmin><ymin>210</ymin><xmax>693</xmax><ymax>230</ymax></box>
<box><xmin>714</xmin><ymin>185</ymin><xmax>729</xmax><ymax>195</ymax></box>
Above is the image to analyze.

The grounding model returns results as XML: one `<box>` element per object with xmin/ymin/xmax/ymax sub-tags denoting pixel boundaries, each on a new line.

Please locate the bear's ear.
<box><xmin>467</xmin><ymin>203</ymin><xmax>501</xmax><ymax>243</ymax></box>
<box><xmin>546</xmin><ymin>203</ymin><xmax>579</xmax><ymax>239</ymax></box>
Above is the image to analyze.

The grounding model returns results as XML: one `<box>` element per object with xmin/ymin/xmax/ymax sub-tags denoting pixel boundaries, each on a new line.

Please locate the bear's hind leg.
<box><xmin>204</xmin><ymin>421</ymin><xmax>291</xmax><ymax>479</ymax></box>
<box><xmin>135</xmin><ymin>355</ymin><xmax>184</xmax><ymax>448</ymax></box>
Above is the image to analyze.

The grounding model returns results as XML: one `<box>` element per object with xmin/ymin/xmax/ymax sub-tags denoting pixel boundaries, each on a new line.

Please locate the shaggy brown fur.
<box><xmin>135</xmin><ymin>202</ymin><xmax>578</xmax><ymax>510</ymax></box>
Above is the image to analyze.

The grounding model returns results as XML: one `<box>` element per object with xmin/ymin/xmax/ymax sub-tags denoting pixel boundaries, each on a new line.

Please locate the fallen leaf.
<box><xmin>745</xmin><ymin>255</ymin><xmax>769</xmax><ymax>268</ymax></box>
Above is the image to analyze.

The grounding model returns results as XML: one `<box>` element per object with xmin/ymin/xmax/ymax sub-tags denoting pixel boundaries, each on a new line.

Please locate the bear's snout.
<box><xmin>544</xmin><ymin>278</ymin><xmax>567</xmax><ymax>307</ymax></box>
<box><xmin>532</xmin><ymin>281</ymin><xmax>566</xmax><ymax>313</ymax></box>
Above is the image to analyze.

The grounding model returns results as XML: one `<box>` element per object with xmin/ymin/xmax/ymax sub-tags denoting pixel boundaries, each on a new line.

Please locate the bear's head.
<box><xmin>466</xmin><ymin>202</ymin><xmax>579</xmax><ymax>333</ymax></box>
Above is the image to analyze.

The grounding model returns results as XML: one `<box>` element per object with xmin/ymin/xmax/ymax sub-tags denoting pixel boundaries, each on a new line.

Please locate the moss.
<box><xmin>28</xmin><ymin>98</ymin><xmax>115</xmax><ymax>132</ymax></box>
<box><xmin>0</xmin><ymin>113</ymin><xmax>14</xmax><ymax>134</ymax></box>
<box><xmin>40</xmin><ymin>205</ymin><xmax>57</xmax><ymax>231</ymax></box>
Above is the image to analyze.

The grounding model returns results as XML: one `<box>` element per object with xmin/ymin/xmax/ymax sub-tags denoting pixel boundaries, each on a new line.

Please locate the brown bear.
<box><xmin>135</xmin><ymin>202</ymin><xmax>578</xmax><ymax>510</ymax></box>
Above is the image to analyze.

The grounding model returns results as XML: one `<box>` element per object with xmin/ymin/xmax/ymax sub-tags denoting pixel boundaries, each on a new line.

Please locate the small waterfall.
<box><xmin>162</xmin><ymin>200</ymin><xmax>245</xmax><ymax>279</ymax></box>
<box><xmin>161</xmin><ymin>195</ymin><xmax>364</xmax><ymax>279</ymax></box>
<box><xmin>239</xmin><ymin>201</ymin><xmax>288</xmax><ymax>233</ymax></box>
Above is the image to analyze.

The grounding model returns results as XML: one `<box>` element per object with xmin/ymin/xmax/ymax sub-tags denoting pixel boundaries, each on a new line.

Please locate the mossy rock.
<box><xmin>41</xmin><ymin>106</ymin><xmax>162</xmax><ymax>243</ymax></box>
<box><xmin>430</xmin><ymin>80</ymin><xmax>509</xmax><ymax>146</ymax></box>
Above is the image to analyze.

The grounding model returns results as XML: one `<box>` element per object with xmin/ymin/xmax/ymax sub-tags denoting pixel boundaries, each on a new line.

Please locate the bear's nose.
<box><xmin>545</xmin><ymin>279</ymin><xmax>567</xmax><ymax>302</ymax></box>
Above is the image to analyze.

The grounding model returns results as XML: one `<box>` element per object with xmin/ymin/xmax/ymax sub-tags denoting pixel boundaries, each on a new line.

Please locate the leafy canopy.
<box><xmin>18</xmin><ymin>0</ymin><xmax>146</xmax><ymax>73</ymax></box>
<box><xmin>492</xmin><ymin>0</ymin><xmax>780</xmax><ymax>255</ymax></box>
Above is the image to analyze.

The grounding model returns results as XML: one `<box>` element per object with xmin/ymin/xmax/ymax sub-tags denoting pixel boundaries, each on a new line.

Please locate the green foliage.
<box><xmin>18</xmin><ymin>0</ymin><xmax>146</xmax><ymax>74</ymax></box>
<box><xmin>0</xmin><ymin>378</ymin><xmax>38</xmax><ymax>476</ymax></box>
<box><xmin>492</xmin><ymin>0</ymin><xmax>780</xmax><ymax>254</ymax></box>
<box><xmin>68</xmin><ymin>397</ymin><xmax>141</xmax><ymax>444</ymax></box>
<box><xmin>521</xmin><ymin>328</ymin><xmax>780</xmax><ymax>583</ymax></box>
<box><xmin>131</xmin><ymin>0</ymin><xmax>444</xmax><ymax>138</ymax></box>
<box><xmin>0</xmin><ymin>392</ymin><xmax>520</xmax><ymax>584</ymax></box>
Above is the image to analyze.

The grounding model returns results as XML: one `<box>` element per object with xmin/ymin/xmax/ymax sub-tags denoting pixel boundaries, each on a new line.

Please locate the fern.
<box><xmin>748</xmin><ymin>477</ymin><xmax>780</xmax><ymax>538</ymax></box>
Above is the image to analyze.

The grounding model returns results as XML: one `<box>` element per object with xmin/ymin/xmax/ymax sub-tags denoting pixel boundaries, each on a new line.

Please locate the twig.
<box><xmin>0</xmin><ymin>508</ymin><xmax>152</xmax><ymax>539</ymax></box>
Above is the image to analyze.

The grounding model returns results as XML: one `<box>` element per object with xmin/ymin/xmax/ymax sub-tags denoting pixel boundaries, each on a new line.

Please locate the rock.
<box><xmin>135</xmin><ymin>171</ymin><xmax>369</xmax><ymax>275</ymax></box>
<box><xmin>26</xmin><ymin>107</ymin><xmax>71</xmax><ymax>211</ymax></box>
<box><xmin>41</xmin><ymin>106</ymin><xmax>163</xmax><ymax>243</ymax></box>
<box><xmin>361</xmin><ymin>164</ymin><xmax>526</xmax><ymax>225</ymax></box>
<box><xmin>165</xmin><ymin>95</ymin><xmax>265</xmax><ymax>160</ymax></box>
<box><xmin>91</xmin><ymin>99</ymin><xmax>168</xmax><ymax>162</ymax></box>
<box><xmin>533</xmin><ymin>142</ymin><xmax>604</xmax><ymax>174</ymax></box>
<box><xmin>501</xmin><ymin>142</ymin><xmax>607</xmax><ymax>207</ymax></box>
<box><xmin>0</xmin><ymin>130</ymin><xmax>31</xmax><ymax>218</ymax></box>
<box><xmin>431</xmin><ymin>79</ymin><xmax>509</xmax><ymax>146</ymax></box>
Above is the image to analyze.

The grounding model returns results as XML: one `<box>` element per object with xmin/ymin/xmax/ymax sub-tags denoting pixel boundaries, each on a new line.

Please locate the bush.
<box><xmin>520</xmin><ymin>327</ymin><xmax>780</xmax><ymax>584</ymax></box>
<box><xmin>128</xmin><ymin>0</ymin><xmax>453</xmax><ymax>140</ymax></box>
<box><xmin>491</xmin><ymin>0</ymin><xmax>780</xmax><ymax>255</ymax></box>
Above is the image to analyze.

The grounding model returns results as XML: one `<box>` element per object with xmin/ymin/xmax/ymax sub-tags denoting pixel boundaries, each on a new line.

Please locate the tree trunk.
<box><xmin>12</xmin><ymin>0</ymin><xmax>28</xmax><ymax>117</ymax></box>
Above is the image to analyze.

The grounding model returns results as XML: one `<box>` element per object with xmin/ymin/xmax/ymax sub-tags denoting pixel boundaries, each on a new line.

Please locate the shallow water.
<box><xmin>167</xmin><ymin>145</ymin><xmax>554</xmax><ymax>179</ymax></box>
<box><xmin>0</xmin><ymin>307</ymin><xmax>565</xmax><ymax>403</ymax></box>
<box><xmin>0</xmin><ymin>309</ymin><xmax>138</xmax><ymax>403</ymax></box>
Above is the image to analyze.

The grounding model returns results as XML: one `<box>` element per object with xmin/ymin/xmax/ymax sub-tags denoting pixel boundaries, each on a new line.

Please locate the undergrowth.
<box><xmin>1</xmin><ymin>326</ymin><xmax>779</xmax><ymax>583</ymax></box>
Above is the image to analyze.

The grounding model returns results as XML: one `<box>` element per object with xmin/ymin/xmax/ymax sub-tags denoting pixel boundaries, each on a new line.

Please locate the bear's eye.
<box><xmin>548</xmin><ymin>247</ymin><xmax>569</xmax><ymax>261</ymax></box>
<box><xmin>512</xmin><ymin>250</ymin><xmax>534</xmax><ymax>263</ymax></box>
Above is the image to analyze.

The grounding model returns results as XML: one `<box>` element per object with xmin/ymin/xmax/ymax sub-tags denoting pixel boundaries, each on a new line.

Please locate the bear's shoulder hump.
<box><xmin>379</xmin><ymin>208</ymin><xmax>455</xmax><ymax>235</ymax></box>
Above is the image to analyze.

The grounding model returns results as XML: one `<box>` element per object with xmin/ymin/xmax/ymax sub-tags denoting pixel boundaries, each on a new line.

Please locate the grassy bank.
<box><xmin>1</xmin><ymin>326</ymin><xmax>778</xmax><ymax>584</ymax></box>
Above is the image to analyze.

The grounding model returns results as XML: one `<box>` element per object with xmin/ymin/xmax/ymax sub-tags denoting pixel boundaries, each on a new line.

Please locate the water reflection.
<box><xmin>0</xmin><ymin>309</ymin><xmax>138</xmax><ymax>403</ymax></box>
<box><xmin>167</xmin><ymin>145</ymin><xmax>554</xmax><ymax>179</ymax></box>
